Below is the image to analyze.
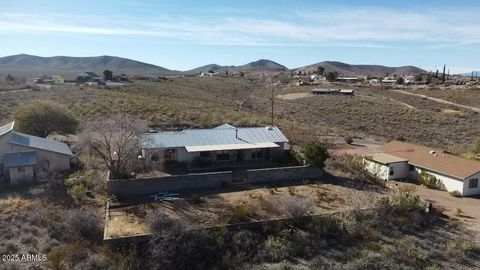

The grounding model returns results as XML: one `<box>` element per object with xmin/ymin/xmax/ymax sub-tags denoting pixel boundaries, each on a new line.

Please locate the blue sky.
<box><xmin>1</xmin><ymin>0</ymin><xmax>479</xmax><ymax>73</ymax></box>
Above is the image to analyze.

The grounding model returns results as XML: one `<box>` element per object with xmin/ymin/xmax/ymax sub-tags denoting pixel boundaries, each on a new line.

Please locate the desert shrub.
<box><xmin>228</xmin><ymin>204</ymin><xmax>255</xmax><ymax>224</ymax></box>
<box><xmin>46</xmin><ymin>240</ymin><xmax>91</xmax><ymax>270</ymax></box>
<box><xmin>261</xmin><ymin>235</ymin><xmax>290</xmax><ymax>262</ymax></box>
<box><xmin>230</xmin><ymin>230</ymin><xmax>262</xmax><ymax>259</ymax></box>
<box><xmin>447</xmin><ymin>238</ymin><xmax>480</xmax><ymax>259</ymax></box>
<box><xmin>49</xmin><ymin>208</ymin><xmax>101</xmax><ymax>242</ymax></box>
<box><xmin>420</xmin><ymin>172</ymin><xmax>439</xmax><ymax>189</ymax></box>
<box><xmin>344</xmin><ymin>136</ymin><xmax>353</xmax><ymax>144</ymax></box>
<box><xmin>277</xmin><ymin>196</ymin><xmax>314</xmax><ymax>218</ymax></box>
<box><xmin>65</xmin><ymin>170</ymin><xmax>104</xmax><ymax>199</ymax></box>
<box><xmin>450</xmin><ymin>190</ymin><xmax>462</xmax><ymax>198</ymax></box>
<box><xmin>287</xmin><ymin>186</ymin><xmax>296</xmax><ymax>195</ymax></box>
<box><xmin>189</xmin><ymin>193</ymin><xmax>205</xmax><ymax>204</ymax></box>
<box><xmin>326</xmin><ymin>154</ymin><xmax>385</xmax><ymax>188</ymax></box>
<box><xmin>146</xmin><ymin>209</ymin><xmax>187</xmax><ymax>234</ymax></box>
<box><xmin>300</xmin><ymin>141</ymin><xmax>329</xmax><ymax>168</ymax></box>
<box><xmin>376</xmin><ymin>191</ymin><xmax>426</xmax><ymax>229</ymax></box>
<box><xmin>148</xmin><ymin>228</ymin><xmax>221</xmax><ymax>270</ymax></box>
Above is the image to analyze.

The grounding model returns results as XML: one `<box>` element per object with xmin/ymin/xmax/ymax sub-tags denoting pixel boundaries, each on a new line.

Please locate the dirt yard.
<box><xmin>394</xmin><ymin>181</ymin><xmax>480</xmax><ymax>233</ymax></box>
<box><xmin>105</xmin><ymin>181</ymin><xmax>383</xmax><ymax>238</ymax></box>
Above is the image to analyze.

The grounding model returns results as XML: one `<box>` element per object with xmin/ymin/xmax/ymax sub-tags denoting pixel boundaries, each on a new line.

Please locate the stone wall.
<box><xmin>107</xmin><ymin>166</ymin><xmax>323</xmax><ymax>199</ymax></box>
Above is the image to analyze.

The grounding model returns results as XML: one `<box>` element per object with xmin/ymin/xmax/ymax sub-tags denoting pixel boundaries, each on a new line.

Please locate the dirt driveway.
<box><xmin>393</xmin><ymin>89</ymin><xmax>480</xmax><ymax>113</ymax></box>
<box><xmin>394</xmin><ymin>181</ymin><xmax>480</xmax><ymax>233</ymax></box>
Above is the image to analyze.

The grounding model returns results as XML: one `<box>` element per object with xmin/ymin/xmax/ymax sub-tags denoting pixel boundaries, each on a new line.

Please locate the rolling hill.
<box><xmin>0</xmin><ymin>54</ymin><xmax>177</xmax><ymax>77</ymax></box>
<box><xmin>295</xmin><ymin>61</ymin><xmax>425</xmax><ymax>76</ymax></box>
<box><xmin>185</xmin><ymin>59</ymin><xmax>288</xmax><ymax>74</ymax></box>
<box><xmin>0</xmin><ymin>54</ymin><xmax>425</xmax><ymax>78</ymax></box>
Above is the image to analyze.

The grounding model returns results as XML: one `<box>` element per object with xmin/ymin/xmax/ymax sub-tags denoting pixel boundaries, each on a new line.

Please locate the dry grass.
<box><xmin>106</xmin><ymin>214</ymin><xmax>149</xmax><ymax>238</ymax></box>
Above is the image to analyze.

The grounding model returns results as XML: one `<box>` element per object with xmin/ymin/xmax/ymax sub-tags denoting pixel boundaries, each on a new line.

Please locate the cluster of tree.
<box><xmin>325</xmin><ymin>71</ymin><xmax>338</xmax><ymax>82</ymax></box>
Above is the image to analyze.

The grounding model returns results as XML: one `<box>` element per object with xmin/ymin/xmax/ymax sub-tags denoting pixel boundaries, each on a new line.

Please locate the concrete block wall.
<box><xmin>246</xmin><ymin>166</ymin><xmax>323</xmax><ymax>184</ymax></box>
<box><xmin>107</xmin><ymin>166</ymin><xmax>323</xmax><ymax>198</ymax></box>
<box><xmin>108</xmin><ymin>171</ymin><xmax>232</xmax><ymax>198</ymax></box>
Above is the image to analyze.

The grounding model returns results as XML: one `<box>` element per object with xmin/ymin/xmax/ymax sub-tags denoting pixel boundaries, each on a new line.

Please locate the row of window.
<box><xmin>151</xmin><ymin>149</ymin><xmax>267</xmax><ymax>162</ymax></box>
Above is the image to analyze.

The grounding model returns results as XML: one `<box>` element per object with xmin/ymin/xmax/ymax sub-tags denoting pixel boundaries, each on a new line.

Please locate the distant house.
<box><xmin>0</xmin><ymin>122</ymin><xmax>73</xmax><ymax>185</ymax></box>
<box><xmin>76</xmin><ymin>72</ymin><xmax>102</xmax><ymax>84</ymax></box>
<box><xmin>312</xmin><ymin>88</ymin><xmax>354</xmax><ymax>96</ymax></box>
<box><xmin>33</xmin><ymin>75</ymin><xmax>64</xmax><ymax>85</ymax></box>
<box><xmin>113</xmin><ymin>75</ymin><xmax>129</xmax><ymax>82</ymax></box>
<box><xmin>364</xmin><ymin>140</ymin><xmax>480</xmax><ymax>196</ymax></box>
<box><xmin>337</xmin><ymin>77</ymin><xmax>361</xmax><ymax>83</ymax></box>
<box><xmin>141</xmin><ymin>124</ymin><xmax>290</xmax><ymax>171</ymax></box>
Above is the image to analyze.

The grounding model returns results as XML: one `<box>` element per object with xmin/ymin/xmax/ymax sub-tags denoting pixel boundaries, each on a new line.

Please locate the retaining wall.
<box><xmin>107</xmin><ymin>166</ymin><xmax>323</xmax><ymax>199</ymax></box>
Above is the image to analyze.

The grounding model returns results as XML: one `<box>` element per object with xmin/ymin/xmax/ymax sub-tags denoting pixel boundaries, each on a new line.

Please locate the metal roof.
<box><xmin>0</xmin><ymin>121</ymin><xmax>14</xmax><ymax>137</ymax></box>
<box><xmin>380</xmin><ymin>140</ymin><xmax>480</xmax><ymax>180</ymax></box>
<box><xmin>186</xmin><ymin>142</ymin><xmax>279</xmax><ymax>152</ymax></box>
<box><xmin>142</xmin><ymin>126</ymin><xmax>289</xmax><ymax>149</ymax></box>
<box><xmin>4</xmin><ymin>151</ymin><xmax>37</xmax><ymax>168</ymax></box>
<box><xmin>9</xmin><ymin>132</ymin><xmax>73</xmax><ymax>156</ymax></box>
<box><xmin>365</xmin><ymin>153</ymin><xmax>408</xmax><ymax>165</ymax></box>
<box><xmin>213</xmin><ymin>124</ymin><xmax>236</xmax><ymax>129</ymax></box>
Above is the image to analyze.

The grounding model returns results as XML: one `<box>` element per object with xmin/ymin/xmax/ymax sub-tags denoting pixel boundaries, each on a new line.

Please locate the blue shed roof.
<box><xmin>4</xmin><ymin>152</ymin><xmax>37</xmax><ymax>168</ymax></box>
<box><xmin>9</xmin><ymin>132</ymin><xmax>73</xmax><ymax>156</ymax></box>
<box><xmin>142</xmin><ymin>125</ymin><xmax>289</xmax><ymax>149</ymax></box>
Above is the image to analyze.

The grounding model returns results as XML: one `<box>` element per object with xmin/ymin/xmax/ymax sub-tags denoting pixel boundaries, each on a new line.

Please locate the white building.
<box><xmin>365</xmin><ymin>140</ymin><xmax>480</xmax><ymax>196</ymax></box>
<box><xmin>0</xmin><ymin>122</ymin><xmax>73</xmax><ymax>185</ymax></box>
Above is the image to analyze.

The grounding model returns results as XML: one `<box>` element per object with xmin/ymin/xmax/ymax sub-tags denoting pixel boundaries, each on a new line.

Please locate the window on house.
<box><xmin>17</xmin><ymin>166</ymin><xmax>25</xmax><ymax>173</ymax></box>
<box><xmin>251</xmin><ymin>149</ymin><xmax>264</xmax><ymax>159</ymax></box>
<box><xmin>216</xmin><ymin>151</ymin><xmax>230</xmax><ymax>161</ymax></box>
<box><xmin>469</xmin><ymin>178</ymin><xmax>478</xmax><ymax>189</ymax></box>
<box><xmin>409</xmin><ymin>165</ymin><xmax>415</xmax><ymax>171</ymax></box>
<box><xmin>151</xmin><ymin>154</ymin><xmax>159</xmax><ymax>162</ymax></box>
<box><xmin>389</xmin><ymin>168</ymin><xmax>394</xmax><ymax>176</ymax></box>
<box><xmin>164</xmin><ymin>149</ymin><xmax>177</xmax><ymax>161</ymax></box>
<box><xmin>200</xmin><ymin>151</ymin><xmax>211</xmax><ymax>158</ymax></box>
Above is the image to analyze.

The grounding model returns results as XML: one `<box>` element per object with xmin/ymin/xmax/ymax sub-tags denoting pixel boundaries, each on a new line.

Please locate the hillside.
<box><xmin>0</xmin><ymin>54</ymin><xmax>177</xmax><ymax>77</ymax></box>
<box><xmin>185</xmin><ymin>59</ymin><xmax>288</xmax><ymax>74</ymax></box>
<box><xmin>296</xmin><ymin>61</ymin><xmax>425</xmax><ymax>76</ymax></box>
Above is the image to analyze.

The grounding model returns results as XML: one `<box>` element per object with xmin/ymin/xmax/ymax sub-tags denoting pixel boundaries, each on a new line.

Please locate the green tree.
<box><xmin>103</xmin><ymin>70</ymin><xmax>113</xmax><ymax>81</ymax></box>
<box><xmin>396</xmin><ymin>77</ymin><xmax>404</xmax><ymax>84</ymax></box>
<box><xmin>300</xmin><ymin>141</ymin><xmax>329</xmax><ymax>168</ymax></box>
<box><xmin>14</xmin><ymin>100</ymin><xmax>79</xmax><ymax>137</ymax></box>
<box><xmin>325</xmin><ymin>71</ymin><xmax>338</xmax><ymax>82</ymax></box>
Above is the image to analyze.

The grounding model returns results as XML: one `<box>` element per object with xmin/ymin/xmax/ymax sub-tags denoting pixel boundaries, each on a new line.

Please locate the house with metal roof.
<box><xmin>0</xmin><ymin>122</ymin><xmax>73</xmax><ymax>185</ymax></box>
<box><xmin>141</xmin><ymin>124</ymin><xmax>290</xmax><ymax>171</ymax></box>
<box><xmin>364</xmin><ymin>140</ymin><xmax>480</xmax><ymax>196</ymax></box>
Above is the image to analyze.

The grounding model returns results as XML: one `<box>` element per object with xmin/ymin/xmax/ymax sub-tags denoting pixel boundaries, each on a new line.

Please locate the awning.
<box><xmin>185</xmin><ymin>142</ymin><xmax>279</xmax><ymax>152</ymax></box>
<box><xmin>4</xmin><ymin>151</ymin><xmax>37</xmax><ymax>168</ymax></box>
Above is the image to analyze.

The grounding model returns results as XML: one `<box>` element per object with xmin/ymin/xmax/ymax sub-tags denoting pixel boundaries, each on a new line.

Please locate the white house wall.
<box><xmin>364</xmin><ymin>159</ymin><xmax>408</xmax><ymax>180</ymax></box>
<box><xmin>6</xmin><ymin>144</ymin><xmax>70</xmax><ymax>180</ymax></box>
<box><xmin>365</xmin><ymin>160</ymin><xmax>389</xmax><ymax>180</ymax></box>
<box><xmin>411</xmin><ymin>167</ymin><xmax>465</xmax><ymax>195</ymax></box>
<box><xmin>8</xmin><ymin>166</ymin><xmax>35</xmax><ymax>185</ymax></box>
<box><xmin>463</xmin><ymin>171</ymin><xmax>480</xmax><ymax>196</ymax></box>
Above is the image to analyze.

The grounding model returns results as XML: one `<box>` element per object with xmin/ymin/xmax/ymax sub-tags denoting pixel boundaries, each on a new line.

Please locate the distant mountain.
<box><xmin>0</xmin><ymin>54</ymin><xmax>178</xmax><ymax>77</ymax></box>
<box><xmin>295</xmin><ymin>61</ymin><xmax>425</xmax><ymax>76</ymax></box>
<box><xmin>185</xmin><ymin>59</ymin><xmax>288</xmax><ymax>74</ymax></box>
<box><xmin>461</xmin><ymin>71</ymin><xmax>480</xmax><ymax>77</ymax></box>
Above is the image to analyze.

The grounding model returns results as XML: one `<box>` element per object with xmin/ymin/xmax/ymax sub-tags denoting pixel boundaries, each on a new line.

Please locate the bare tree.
<box><xmin>78</xmin><ymin>115</ymin><xmax>148</xmax><ymax>179</ymax></box>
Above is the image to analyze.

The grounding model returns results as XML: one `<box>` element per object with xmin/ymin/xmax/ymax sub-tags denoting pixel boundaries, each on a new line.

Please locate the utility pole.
<box><xmin>271</xmin><ymin>85</ymin><xmax>274</xmax><ymax>126</ymax></box>
<box><xmin>442</xmin><ymin>64</ymin><xmax>446</xmax><ymax>84</ymax></box>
